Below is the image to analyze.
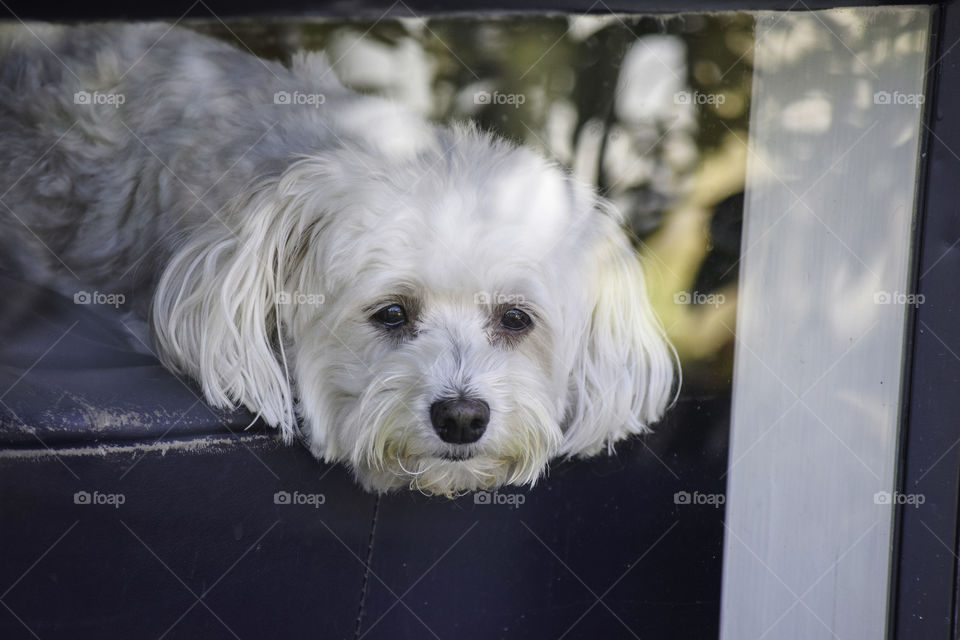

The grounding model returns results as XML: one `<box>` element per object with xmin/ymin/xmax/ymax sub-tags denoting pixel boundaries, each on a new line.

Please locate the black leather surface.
<box><xmin>0</xmin><ymin>439</ymin><xmax>376</xmax><ymax>639</ymax></box>
<box><xmin>0</xmin><ymin>272</ymin><xmax>258</xmax><ymax>446</ymax></box>
<box><xmin>363</xmin><ymin>422</ymin><xmax>727</xmax><ymax>640</ymax></box>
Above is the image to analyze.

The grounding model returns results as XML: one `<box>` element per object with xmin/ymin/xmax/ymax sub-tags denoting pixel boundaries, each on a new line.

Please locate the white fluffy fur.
<box><xmin>0</xmin><ymin>23</ymin><xmax>677</xmax><ymax>495</ymax></box>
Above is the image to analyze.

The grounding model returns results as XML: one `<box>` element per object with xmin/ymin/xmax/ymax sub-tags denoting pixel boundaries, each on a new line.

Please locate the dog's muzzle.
<box><xmin>429</xmin><ymin>397</ymin><xmax>489</xmax><ymax>444</ymax></box>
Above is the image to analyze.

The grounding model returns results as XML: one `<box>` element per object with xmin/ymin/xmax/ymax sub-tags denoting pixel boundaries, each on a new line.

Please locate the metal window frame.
<box><xmin>0</xmin><ymin>0</ymin><xmax>936</xmax><ymax>20</ymax></box>
<box><xmin>2</xmin><ymin>0</ymin><xmax>957</xmax><ymax>638</ymax></box>
<box><xmin>892</xmin><ymin>3</ymin><xmax>960</xmax><ymax>638</ymax></box>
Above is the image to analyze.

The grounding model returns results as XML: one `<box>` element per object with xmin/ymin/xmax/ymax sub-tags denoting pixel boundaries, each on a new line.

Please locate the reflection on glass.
<box><xmin>721</xmin><ymin>8</ymin><xmax>930</xmax><ymax>640</ymax></box>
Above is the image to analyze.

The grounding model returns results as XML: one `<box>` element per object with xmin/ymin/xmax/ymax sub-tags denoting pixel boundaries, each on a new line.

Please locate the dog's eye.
<box><xmin>500</xmin><ymin>308</ymin><xmax>532</xmax><ymax>332</ymax></box>
<box><xmin>372</xmin><ymin>304</ymin><xmax>407</xmax><ymax>328</ymax></box>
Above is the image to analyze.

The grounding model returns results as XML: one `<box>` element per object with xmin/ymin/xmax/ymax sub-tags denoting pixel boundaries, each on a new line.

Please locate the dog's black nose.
<box><xmin>430</xmin><ymin>398</ymin><xmax>489</xmax><ymax>444</ymax></box>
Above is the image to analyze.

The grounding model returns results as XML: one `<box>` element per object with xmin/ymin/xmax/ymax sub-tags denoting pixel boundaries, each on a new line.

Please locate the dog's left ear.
<box><xmin>560</xmin><ymin>210</ymin><xmax>677</xmax><ymax>457</ymax></box>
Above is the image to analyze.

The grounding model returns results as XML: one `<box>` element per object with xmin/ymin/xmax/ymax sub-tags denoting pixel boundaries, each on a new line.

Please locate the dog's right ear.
<box><xmin>151</xmin><ymin>176</ymin><xmax>306</xmax><ymax>441</ymax></box>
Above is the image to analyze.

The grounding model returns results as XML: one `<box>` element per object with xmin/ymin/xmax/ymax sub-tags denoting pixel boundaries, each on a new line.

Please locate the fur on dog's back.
<box><xmin>0</xmin><ymin>24</ymin><xmax>427</xmax><ymax>296</ymax></box>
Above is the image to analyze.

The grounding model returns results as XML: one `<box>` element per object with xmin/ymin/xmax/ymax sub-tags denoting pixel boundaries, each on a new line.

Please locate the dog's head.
<box><xmin>153</xmin><ymin>125</ymin><xmax>676</xmax><ymax>496</ymax></box>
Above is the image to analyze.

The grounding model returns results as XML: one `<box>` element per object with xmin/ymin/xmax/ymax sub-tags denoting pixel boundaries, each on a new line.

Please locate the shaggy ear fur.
<box><xmin>560</xmin><ymin>209</ymin><xmax>677</xmax><ymax>457</ymax></box>
<box><xmin>151</xmin><ymin>176</ymin><xmax>305</xmax><ymax>440</ymax></box>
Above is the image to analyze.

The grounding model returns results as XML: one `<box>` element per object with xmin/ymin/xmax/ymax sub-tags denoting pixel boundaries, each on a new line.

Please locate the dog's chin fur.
<box><xmin>1</xmin><ymin>23</ymin><xmax>679</xmax><ymax>496</ymax></box>
<box><xmin>347</xmin><ymin>378</ymin><xmax>560</xmax><ymax>496</ymax></box>
<box><xmin>360</xmin><ymin>456</ymin><xmax>544</xmax><ymax>498</ymax></box>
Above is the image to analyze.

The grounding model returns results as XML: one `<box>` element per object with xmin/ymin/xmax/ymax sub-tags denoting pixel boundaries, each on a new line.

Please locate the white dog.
<box><xmin>0</xmin><ymin>24</ymin><xmax>676</xmax><ymax>495</ymax></box>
